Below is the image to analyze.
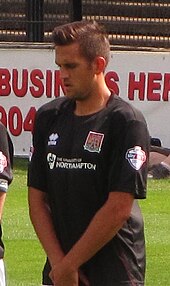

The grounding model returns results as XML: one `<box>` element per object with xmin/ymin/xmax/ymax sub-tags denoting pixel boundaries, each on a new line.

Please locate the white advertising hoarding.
<box><xmin>0</xmin><ymin>48</ymin><xmax>170</xmax><ymax>156</ymax></box>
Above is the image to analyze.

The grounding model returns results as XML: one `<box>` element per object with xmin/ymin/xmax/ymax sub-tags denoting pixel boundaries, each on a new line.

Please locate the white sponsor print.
<box><xmin>47</xmin><ymin>153</ymin><xmax>96</xmax><ymax>171</ymax></box>
<box><xmin>125</xmin><ymin>146</ymin><xmax>146</xmax><ymax>170</ymax></box>
<box><xmin>0</xmin><ymin>152</ymin><xmax>7</xmax><ymax>173</ymax></box>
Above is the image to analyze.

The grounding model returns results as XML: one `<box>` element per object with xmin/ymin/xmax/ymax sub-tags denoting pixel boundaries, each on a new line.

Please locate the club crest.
<box><xmin>126</xmin><ymin>146</ymin><xmax>146</xmax><ymax>170</ymax></box>
<box><xmin>84</xmin><ymin>131</ymin><xmax>104</xmax><ymax>153</ymax></box>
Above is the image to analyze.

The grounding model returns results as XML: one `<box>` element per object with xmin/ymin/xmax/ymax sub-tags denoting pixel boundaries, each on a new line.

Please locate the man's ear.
<box><xmin>93</xmin><ymin>56</ymin><xmax>106</xmax><ymax>74</ymax></box>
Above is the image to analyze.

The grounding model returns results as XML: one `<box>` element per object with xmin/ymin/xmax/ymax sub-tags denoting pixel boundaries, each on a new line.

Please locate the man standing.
<box><xmin>28</xmin><ymin>20</ymin><xmax>150</xmax><ymax>286</ymax></box>
<box><xmin>0</xmin><ymin>122</ymin><xmax>13</xmax><ymax>286</ymax></box>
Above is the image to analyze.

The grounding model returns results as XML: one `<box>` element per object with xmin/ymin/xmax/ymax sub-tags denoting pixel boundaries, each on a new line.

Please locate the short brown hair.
<box><xmin>52</xmin><ymin>20</ymin><xmax>110</xmax><ymax>66</ymax></box>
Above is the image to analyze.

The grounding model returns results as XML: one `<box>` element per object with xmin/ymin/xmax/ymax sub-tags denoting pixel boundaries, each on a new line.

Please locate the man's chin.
<box><xmin>64</xmin><ymin>92</ymin><xmax>86</xmax><ymax>101</ymax></box>
<box><xmin>64</xmin><ymin>92</ymin><xmax>74</xmax><ymax>99</ymax></box>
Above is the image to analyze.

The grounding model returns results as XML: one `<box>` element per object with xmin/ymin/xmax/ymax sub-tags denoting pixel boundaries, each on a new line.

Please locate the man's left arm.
<box><xmin>0</xmin><ymin>192</ymin><xmax>6</xmax><ymax>222</ymax></box>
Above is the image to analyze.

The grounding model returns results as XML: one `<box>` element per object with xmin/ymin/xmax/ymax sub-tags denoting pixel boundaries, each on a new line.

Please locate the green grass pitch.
<box><xmin>2</xmin><ymin>158</ymin><xmax>170</xmax><ymax>286</ymax></box>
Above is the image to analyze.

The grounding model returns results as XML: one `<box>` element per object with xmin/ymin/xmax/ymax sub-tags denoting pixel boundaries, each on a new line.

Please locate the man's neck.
<box><xmin>74</xmin><ymin>89</ymin><xmax>111</xmax><ymax>116</ymax></box>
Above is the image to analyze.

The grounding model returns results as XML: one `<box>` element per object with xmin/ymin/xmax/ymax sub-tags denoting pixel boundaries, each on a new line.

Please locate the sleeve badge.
<box><xmin>125</xmin><ymin>146</ymin><xmax>146</xmax><ymax>170</ymax></box>
<box><xmin>0</xmin><ymin>152</ymin><xmax>7</xmax><ymax>173</ymax></box>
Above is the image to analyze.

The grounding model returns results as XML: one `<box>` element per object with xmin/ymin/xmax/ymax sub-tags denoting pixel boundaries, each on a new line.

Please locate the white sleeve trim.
<box><xmin>0</xmin><ymin>179</ymin><xmax>8</xmax><ymax>193</ymax></box>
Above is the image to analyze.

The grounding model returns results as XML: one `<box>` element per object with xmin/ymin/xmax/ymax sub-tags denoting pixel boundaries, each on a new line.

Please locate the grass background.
<box><xmin>3</xmin><ymin>158</ymin><xmax>170</xmax><ymax>286</ymax></box>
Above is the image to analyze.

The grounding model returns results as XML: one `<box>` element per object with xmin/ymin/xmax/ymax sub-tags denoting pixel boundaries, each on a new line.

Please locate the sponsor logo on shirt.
<box><xmin>0</xmin><ymin>152</ymin><xmax>7</xmax><ymax>173</ymax></box>
<box><xmin>48</xmin><ymin>133</ymin><xmax>59</xmax><ymax>146</ymax></box>
<box><xmin>84</xmin><ymin>131</ymin><xmax>104</xmax><ymax>153</ymax></box>
<box><xmin>125</xmin><ymin>146</ymin><xmax>146</xmax><ymax>170</ymax></box>
<box><xmin>47</xmin><ymin>153</ymin><xmax>96</xmax><ymax>170</ymax></box>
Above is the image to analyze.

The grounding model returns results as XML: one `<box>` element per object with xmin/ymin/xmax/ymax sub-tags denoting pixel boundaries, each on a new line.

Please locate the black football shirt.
<box><xmin>28</xmin><ymin>94</ymin><xmax>150</xmax><ymax>285</ymax></box>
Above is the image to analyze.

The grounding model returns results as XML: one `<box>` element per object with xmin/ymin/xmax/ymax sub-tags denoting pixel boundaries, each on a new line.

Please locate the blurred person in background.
<box><xmin>0</xmin><ymin>122</ymin><xmax>13</xmax><ymax>286</ymax></box>
<box><xmin>149</xmin><ymin>138</ymin><xmax>170</xmax><ymax>179</ymax></box>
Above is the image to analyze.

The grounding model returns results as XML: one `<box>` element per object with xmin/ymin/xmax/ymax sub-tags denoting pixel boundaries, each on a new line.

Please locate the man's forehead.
<box><xmin>55</xmin><ymin>42</ymin><xmax>80</xmax><ymax>53</ymax></box>
<box><xmin>55</xmin><ymin>43</ymin><xmax>83</xmax><ymax>63</ymax></box>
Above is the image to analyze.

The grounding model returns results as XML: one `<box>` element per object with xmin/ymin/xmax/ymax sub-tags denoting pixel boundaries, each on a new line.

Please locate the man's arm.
<box><xmin>0</xmin><ymin>192</ymin><xmax>6</xmax><ymax>222</ymax></box>
<box><xmin>51</xmin><ymin>191</ymin><xmax>134</xmax><ymax>285</ymax></box>
<box><xmin>150</xmin><ymin>145</ymin><xmax>170</xmax><ymax>156</ymax></box>
<box><xmin>28</xmin><ymin>187</ymin><xmax>64</xmax><ymax>267</ymax></box>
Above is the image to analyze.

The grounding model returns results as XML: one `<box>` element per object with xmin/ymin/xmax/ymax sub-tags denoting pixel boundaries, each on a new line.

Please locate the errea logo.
<box><xmin>48</xmin><ymin>133</ymin><xmax>59</xmax><ymax>146</ymax></box>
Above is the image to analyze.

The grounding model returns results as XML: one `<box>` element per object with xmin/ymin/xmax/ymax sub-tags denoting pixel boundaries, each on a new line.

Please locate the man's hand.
<box><xmin>49</xmin><ymin>260</ymin><xmax>79</xmax><ymax>286</ymax></box>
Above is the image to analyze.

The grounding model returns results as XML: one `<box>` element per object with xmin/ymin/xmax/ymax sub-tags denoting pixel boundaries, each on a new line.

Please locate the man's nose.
<box><xmin>60</xmin><ymin>67</ymin><xmax>69</xmax><ymax>79</ymax></box>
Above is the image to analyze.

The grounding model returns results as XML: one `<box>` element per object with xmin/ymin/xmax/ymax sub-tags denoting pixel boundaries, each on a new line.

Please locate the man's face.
<box><xmin>55</xmin><ymin>43</ymin><xmax>95</xmax><ymax>101</ymax></box>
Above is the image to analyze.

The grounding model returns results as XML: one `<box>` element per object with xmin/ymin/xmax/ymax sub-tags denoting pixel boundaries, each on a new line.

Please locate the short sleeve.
<box><xmin>108</xmin><ymin>119</ymin><xmax>150</xmax><ymax>199</ymax></box>
<box><xmin>0</xmin><ymin>123</ymin><xmax>13</xmax><ymax>192</ymax></box>
<box><xmin>27</xmin><ymin>110</ymin><xmax>47</xmax><ymax>192</ymax></box>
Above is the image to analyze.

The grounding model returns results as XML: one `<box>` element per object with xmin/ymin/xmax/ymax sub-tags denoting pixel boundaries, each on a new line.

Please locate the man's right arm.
<box><xmin>28</xmin><ymin>187</ymin><xmax>64</xmax><ymax>267</ymax></box>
